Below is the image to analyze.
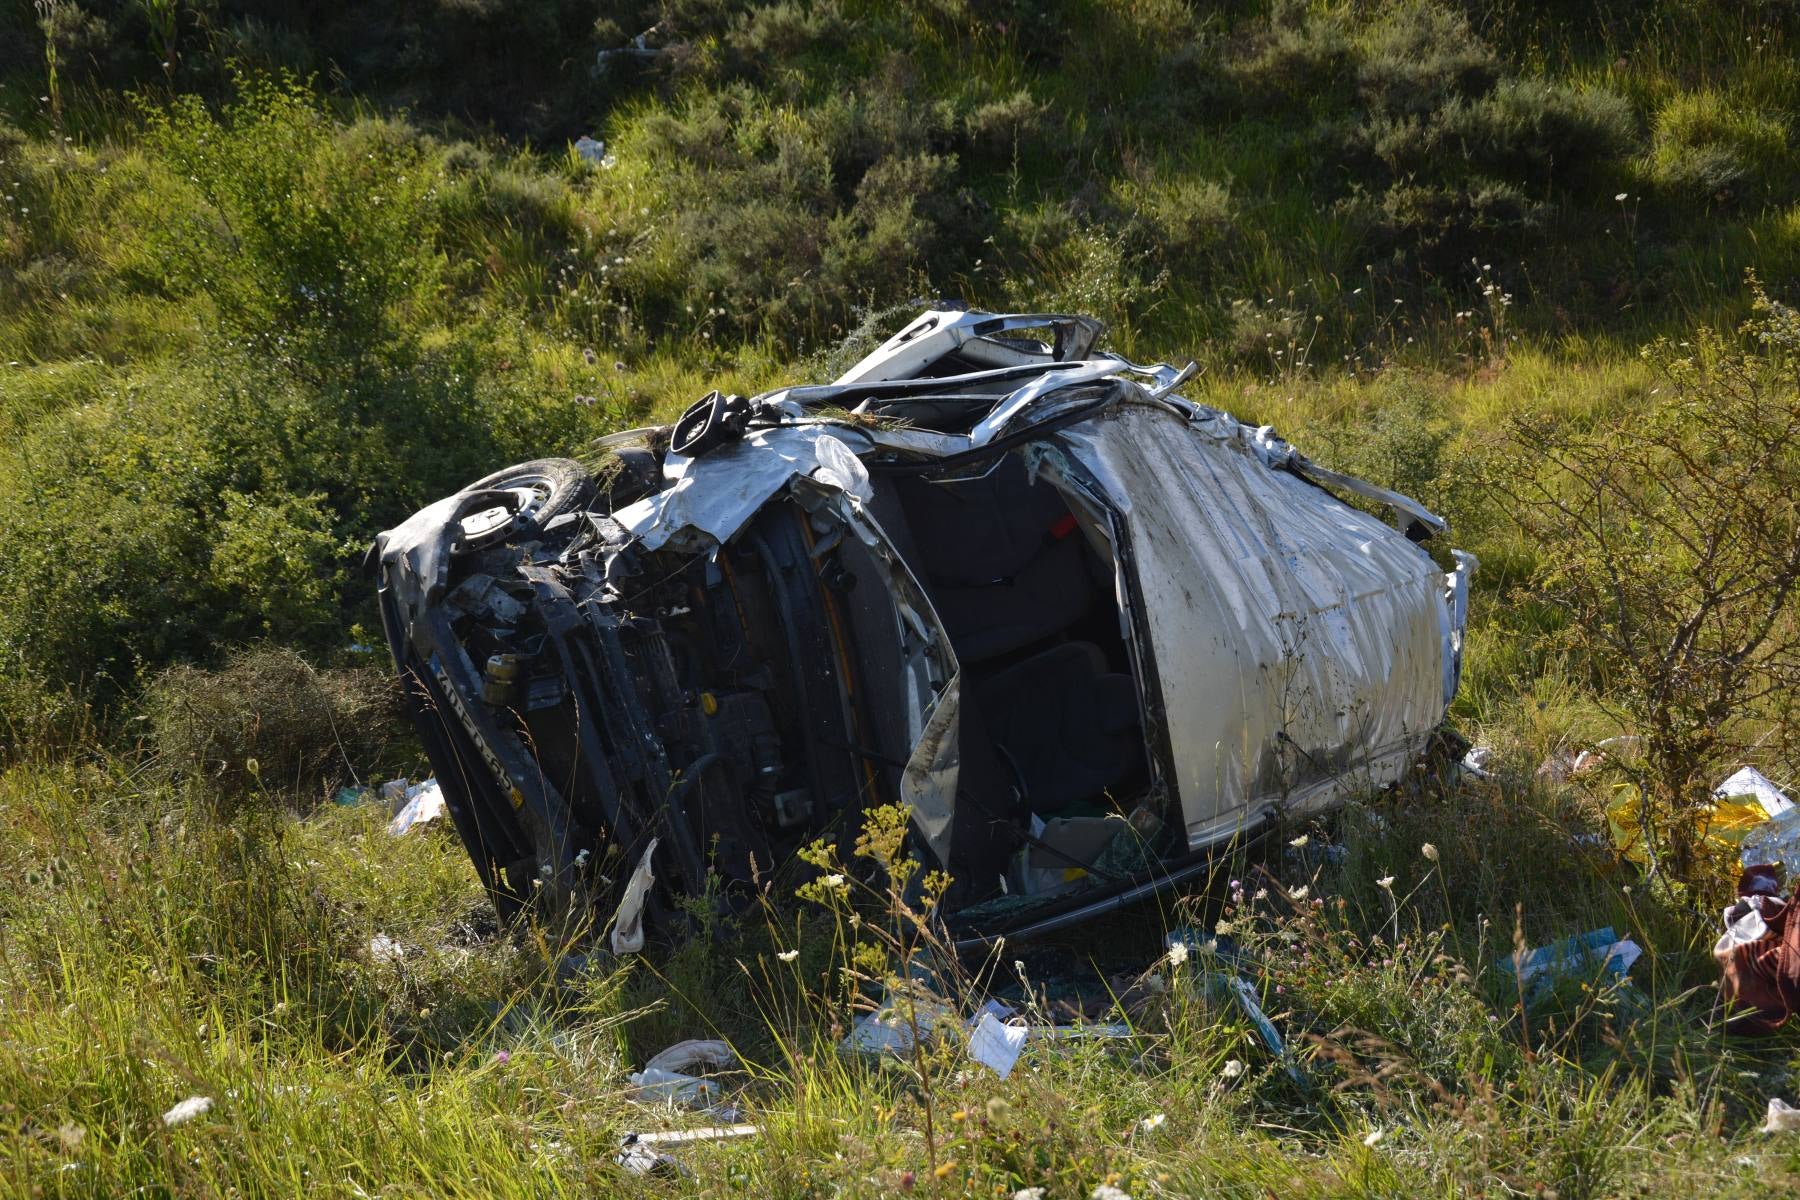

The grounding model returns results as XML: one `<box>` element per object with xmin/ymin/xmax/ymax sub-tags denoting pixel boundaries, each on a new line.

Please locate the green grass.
<box><xmin>5</xmin><ymin>1</ymin><xmax>1800</xmax><ymax>1194</ymax></box>
<box><xmin>3</xmin><ymin>749</ymin><xmax>1798</xmax><ymax>1197</ymax></box>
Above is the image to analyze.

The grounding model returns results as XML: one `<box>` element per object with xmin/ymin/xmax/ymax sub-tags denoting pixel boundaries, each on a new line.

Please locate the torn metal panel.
<box><xmin>616</xmin><ymin>426</ymin><xmax>875</xmax><ymax>552</ymax></box>
<box><xmin>1052</xmin><ymin>401</ymin><xmax>1455</xmax><ymax>850</ymax></box>
<box><xmin>371</xmin><ymin>305</ymin><xmax>1473</xmax><ymax>947</ymax></box>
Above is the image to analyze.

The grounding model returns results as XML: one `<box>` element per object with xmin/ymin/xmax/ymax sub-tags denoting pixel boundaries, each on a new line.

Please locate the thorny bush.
<box><xmin>1486</xmin><ymin>276</ymin><xmax>1800</xmax><ymax>897</ymax></box>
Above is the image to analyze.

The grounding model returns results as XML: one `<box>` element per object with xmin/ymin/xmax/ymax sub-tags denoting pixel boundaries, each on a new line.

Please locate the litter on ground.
<box><xmin>968</xmin><ymin>1010</ymin><xmax>1029</xmax><ymax>1079</ymax></box>
<box><xmin>1763</xmin><ymin>1098</ymin><xmax>1800</xmax><ymax>1133</ymax></box>
<box><xmin>1716</xmin><ymin>865</ymin><xmax>1800</xmax><ymax>1035</ymax></box>
<box><xmin>627</xmin><ymin>1039</ymin><xmax>738</xmax><ymax>1111</ymax></box>
<box><xmin>387</xmin><ymin>778</ymin><xmax>447</xmax><ymax>837</ymax></box>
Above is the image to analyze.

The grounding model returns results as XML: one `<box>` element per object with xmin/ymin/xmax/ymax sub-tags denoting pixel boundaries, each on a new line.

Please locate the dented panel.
<box><xmin>372</xmin><ymin>306</ymin><xmax>1472</xmax><ymax>944</ymax></box>
<box><xmin>1052</xmin><ymin>399</ymin><xmax>1458</xmax><ymax>849</ymax></box>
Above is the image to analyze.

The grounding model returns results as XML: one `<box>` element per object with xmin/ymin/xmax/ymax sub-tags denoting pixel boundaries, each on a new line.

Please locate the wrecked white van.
<box><xmin>372</xmin><ymin>310</ymin><xmax>1474</xmax><ymax>947</ymax></box>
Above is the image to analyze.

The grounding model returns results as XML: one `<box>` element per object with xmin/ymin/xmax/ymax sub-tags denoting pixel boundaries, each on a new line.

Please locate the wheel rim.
<box><xmin>457</xmin><ymin>476</ymin><xmax>554</xmax><ymax>546</ymax></box>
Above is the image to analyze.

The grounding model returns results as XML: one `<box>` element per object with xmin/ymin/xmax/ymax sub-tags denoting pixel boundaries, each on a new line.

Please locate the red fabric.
<box><xmin>1717</xmin><ymin>866</ymin><xmax>1800</xmax><ymax>1035</ymax></box>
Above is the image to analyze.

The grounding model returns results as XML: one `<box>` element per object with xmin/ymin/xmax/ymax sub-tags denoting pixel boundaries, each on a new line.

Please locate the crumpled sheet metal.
<box><xmin>794</xmin><ymin>477</ymin><xmax>961</xmax><ymax>867</ymax></box>
<box><xmin>613</xmin><ymin>426</ymin><xmax>875</xmax><ymax>552</ymax></box>
<box><xmin>1053</xmin><ymin>401</ymin><xmax>1458</xmax><ymax>850</ymax></box>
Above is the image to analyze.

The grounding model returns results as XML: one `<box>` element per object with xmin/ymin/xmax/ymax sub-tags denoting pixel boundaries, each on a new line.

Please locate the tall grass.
<box><xmin>2</xmin><ymin>753</ymin><xmax>1792</xmax><ymax>1197</ymax></box>
<box><xmin>3</xmin><ymin>4</ymin><xmax>1800</xmax><ymax>1193</ymax></box>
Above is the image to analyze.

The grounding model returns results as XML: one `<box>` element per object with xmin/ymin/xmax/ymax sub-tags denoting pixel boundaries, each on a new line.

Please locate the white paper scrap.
<box><xmin>969</xmin><ymin>1011</ymin><xmax>1028</xmax><ymax>1080</ymax></box>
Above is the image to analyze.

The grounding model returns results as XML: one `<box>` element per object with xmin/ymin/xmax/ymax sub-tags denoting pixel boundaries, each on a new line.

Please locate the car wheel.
<box><xmin>456</xmin><ymin>458</ymin><xmax>596</xmax><ymax>549</ymax></box>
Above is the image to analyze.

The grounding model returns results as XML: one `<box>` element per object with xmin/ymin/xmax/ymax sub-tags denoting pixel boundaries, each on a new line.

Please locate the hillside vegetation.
<box><xmin>3</xmin><ymin>2</ymin><xmax>1800</xmax><ymax>1196</ymax></box>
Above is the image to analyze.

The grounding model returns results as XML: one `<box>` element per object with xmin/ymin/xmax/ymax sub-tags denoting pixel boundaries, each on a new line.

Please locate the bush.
<box><xmin>1226</xmin><ymin>5</ymin><xmax>1355</xmax><ymax>109</ymax></box>
<box><xmin>1483</xmin><ymin>281</ymin><xmax>1800</xmax><ymax>895</ymax></box>
<box><xmin>1446</xmin><ymin>79</ymin><xmax>1637</xmax><ymax>190</ymax></box>
<box><xmin>1116</xmin><ymin>167</ymin><xmax>1235</xmax><ymax>262</ymax></box>
<box><xmin>1352</xmin><ymin>2</ymin><xmax>1498</xmax><ymax>117</ymax></box>
<box><xmin>137</xmin><ymin>73</ymin><xmax>443</xmax><ymax>371</ymax></box>
<box><xmin>1647</xmin><ymin>91</ymin><xmax>1793</xmax><ymax>205</ymax></box>
<box><xmin>1332</xmin><ymin>370</ymin><xmax>1449</xmax><ymax>510</ymax></box>
<box><xmin>143</xmin><ymin>644</ymin><xmax>409</xmax><ymax>801</ymax></box>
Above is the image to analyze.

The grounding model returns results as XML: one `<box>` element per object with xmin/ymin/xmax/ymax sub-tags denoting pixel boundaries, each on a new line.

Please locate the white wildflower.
<box><xmin>1614</xmin><ymin>192</ymin><xmax>1628</xmax><ymax>202</ymax></box>
<box><xmin>1013</xmin><ymin>1190</ymin><xmax>1046</xmax><ymax>1200</ymax></box>
<box><xmin>1290</xmin><ymin>885</ymin><xmax>1310</xmax><ymax>901</ymax></box>
<box><xmin>162</xmin><ymin>1096</ymin><xmax>213</xmax><ymax>1127</ymax></box>
<box><xmin>823</xmin><ymin>873</ymin><xmax>845</xmax><ymax>888</ymax></box>
<box><xmin>1288</xmin><ymin>833</ymin><xmax>1310</xmax><ymax>848</ymax></box>
<box><xmin>1376</xmin><ymin>875</ymin><xmax>1396</xmax><ymax>890</ymax></box>
<box><xmin>1137</xmin><ymin>1112</ymin><xmax>1166</xmax><ymax>1133</ymax></box>
<box><xmin>1421</xmin><ymin>843</ymin><xmax>1440</xmax><ymax>863</ymax></box>
<box><xmin>777</xmin><ymin>949</ymin><xmax>799</xmax><ymax>963</ymax></box>
<box><xmin>1363</xmin><ymin>1128</ymin><xmax>1384</xmax><ymax>1147</ymax></box>
<box><xmin>1221</xmin><ymin>1059</ymin><xmax>1247</xmax><ymax>1079</ymax></box>
<box><xmin>1092</xmin><ymin>1186</ymin><xmax>1132</xmax><ymax>1200</ymax></box>
<box><xmin>1165</xmin><ymin>941</ymin><xmax>1189</xmax><ymax>968</ymax></box>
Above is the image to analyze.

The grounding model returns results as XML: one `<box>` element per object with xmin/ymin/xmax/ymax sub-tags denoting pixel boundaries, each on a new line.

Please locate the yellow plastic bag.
<box><xmin>1606</xmin><ymin>785</ymin><xmax>1769</xmax><ymax>864</ymax></box>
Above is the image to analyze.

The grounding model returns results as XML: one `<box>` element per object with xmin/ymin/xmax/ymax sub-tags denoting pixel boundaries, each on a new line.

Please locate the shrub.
<box><xmin>1647</xmin><ymin>91</ymin><xmax>1793</xmax><ymax>205</ymax></box>
<box><xmin>1225</xmin><ymin>296</ymin><xmax>1306</xmax><ymax>363</ymax></box>
<box><xmin>1352</xmin><ymin>1</ymin><xmax>1498</xmax><ymax>117</ymax></box>
<box><xmin>1483</xmin><ymin>281</ymin><xmax>1800</xmax><ymax>895</ymax></box>
<box><xmin>207</xmin><ymin>490</ymin><xmax>343</xmax><ymax>641</ymax></box>
<box><xmin>143</xmin><ymin>644</ymin><xmax>408</xmax><ymax>801</ymax></box>
<box><xmin>1116</xmin><ymin>167</ymin><xmax>1235</xmax><ymax>262</ymax></box>
<box><xmin>1445</xmin><ymin>79</ymin><xmax>1637</xmax><ymax>190</ymax></box>
<box><xmin>137</xmin><ymin>73</ymin><xmax>443</xmax><ymax>372</ymax></box>
<box><xmin>1333</xmin><ymin>370</ymin><xmax>1450</xmax><ymax>513</ymax></box>
<box><xmin>1226</xmin><ymin>5</ymin><xmax>1355</xmax><ymax>109</ymax></box>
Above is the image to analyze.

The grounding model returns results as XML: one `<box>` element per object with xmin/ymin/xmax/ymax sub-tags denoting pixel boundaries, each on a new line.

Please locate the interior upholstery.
<box><xmin>974</xmin><ymin>641</ymin><xmax>1142</xmax><ymax>815</ymax></box>
<box><xmin>876</xmin><ymin>456</ymin><xmax>1095</xmax><ymax>664</ymax></box>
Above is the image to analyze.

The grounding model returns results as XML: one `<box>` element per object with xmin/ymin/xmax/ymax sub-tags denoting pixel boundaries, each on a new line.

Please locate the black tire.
<box><xmin>463</xmin><ymin>457</ymin><xmax>596</xmax><ymax>521</ymax></box>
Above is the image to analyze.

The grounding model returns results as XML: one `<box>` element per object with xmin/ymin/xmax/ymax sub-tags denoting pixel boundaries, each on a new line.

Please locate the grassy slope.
<box><xmin>3</xmin><ymin>1</ymin><xmax>1800</xmax><ymax>1195</ymax></box>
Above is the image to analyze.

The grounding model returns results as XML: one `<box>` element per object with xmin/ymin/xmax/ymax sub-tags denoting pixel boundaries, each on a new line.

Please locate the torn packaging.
<box><xmin>370</xmin><ymin>307</ymin><xmax>1474</xmax><ymax>945</ymax></box>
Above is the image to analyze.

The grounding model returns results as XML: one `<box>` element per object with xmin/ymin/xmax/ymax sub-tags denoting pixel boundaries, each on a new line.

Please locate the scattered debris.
<box><xmin>387</xmin><ymin>778</ymin><xmax>447</xmax><ymax>837</ymax></box>
<box><xmin>367</xmin><ymin>934</ymin><xmax>405</xmax><ymax>963</ymax></box>
<box><xmin>627</xmin><ymin>1039</ymin><xmax>738</xmax><ymax>1110</ymax></box>
<box><xmin>626</xmin><ymin>1068</ymin><xmax>720</xmax><ymax>1109</ymax></box>
<box><xmin>1717</xmin><ymin>768</ymin><xmax>1795</xmax><ymax>819</ymax></box>
<box><xmin>1459</xmin><ymin>744</ymin><xmax>1494</xmax><ymax>781</ymax></box>
<box><xmin>1607</xmin><ymin>766</ymin><xmax>1793</xmax><ymax>866</ymax></box>
<box><xmin>1538</xmin><ymin>735</ymin><xmax>1643</xmax><ymax>784</ymax></box>
<box><xmin>968</xmin><ymin>1010</ymin><xmax>1028</xmax><ymax>1079</ymax></box>
<box><xmin>1504</xmin><ymin>927</ymin><xmax>1641</xmax><ymax>999</ymax></box>
<box><xmin>1715</xmin><ymin>865</ymin><xmax>1800</xmax><ymax>1035</ymax></box>
<box><xmin>615</xmin><ymin>1140</ymin><xmax>679</xmax><ymax>1177</ymax></box>
<box><xmin>615</xmin><ymin>1124</ymin><xmax>757</xmax><ymax>1176</ymax></box>
<box><xmin>161</xmin><ymin>1095</ymin><xmax>213</xmax><ymax>1127</ymax></box>
<box><xmin>610</xmin><ymin>839</ymin><xmax>658</xmax><ymax>955</ymax></box>
<box><xmin>1167</xmin><ymin>929</ymin><xmax>1302</xmax><ymax>1083</ymax></box>
<box><xmin>642</xmin><ymin>1039</ymin><xmax>737</xmax><ymax>1076</ymax></box>
<box><xmin>840</xmin><ymin>993</ymin><xmax>954</xmax><ymax>1058</ymax></box>
<box><xmin>573</xmin><ymin>136</ymin><xmax>606</xmax><ymax>166</ymax></box>
<box><xmin>1727</xmin><ymin>769</ymin><xmax>1800</xmax><ymax>876</ymax></box>
<box><xmin>1762</xmin><ymin>1098</ymin><xmax>1800</xmax><ymax>1133</ymax></box>
<box><xmin>1741</xmin><ymin>808</ymin><xmax>1800</xmax><ymax>878</ymax></box>
<box><xmin>595</xmin><ymin>31</ymin><xmax>667</xmax><ymax>75</ymax></box>
<box><xmin>1030</xmin><ymin>1022</ymin><xmax>1134</xmax><ymax>1041</ymax></box>
<box><xmin>334</xmin><ymin>785</ymin><xmax>367</xmax><ymax>806</ymax></box>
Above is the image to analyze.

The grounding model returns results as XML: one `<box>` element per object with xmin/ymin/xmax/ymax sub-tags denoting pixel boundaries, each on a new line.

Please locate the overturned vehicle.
<box><xmin>372</xmin><ymin>311</ymin><xmax>1474</xmax><ymax>949</ymax></box>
